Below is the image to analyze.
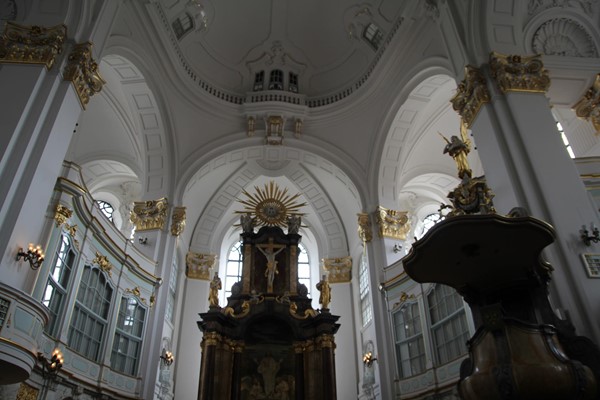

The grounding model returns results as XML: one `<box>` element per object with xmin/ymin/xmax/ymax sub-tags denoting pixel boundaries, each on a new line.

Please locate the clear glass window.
<box><xmin>111</xmin><ymin>297</ymin><xmax>146</xmax><ymax>375</ymax></box>
<box><xmin>225</xmin><ymin>241</ymin><xmax>244</xmax><ymax>299</ymax></box>
<box><xmin>288</xmin><ymin>72</ymin><xmax>299</xmax><ymax>93</ymax></box>
<box><xmin>254</xmin><ymin>71</ymin><xmax>265</xmax><ymax>91</ymax></box>
<box><xmin>394</xmin><ymin>302</ymin><xmax>426</xmax><ymax>378</ymax></box>
<box><xmin>363</xmin><ymin>23</ymin><xmax>384</xmax><ymax>50</ymax></box>
<box><xmin>67</xmin><ymin>266</ymin><xmax>113</xmax><ymax>362</ymax></box>
<box><xmin>43</xmin><ymin>233</ymin><xmax>77</xmax><ymax>336</ymax></box>
<box><xmin>359</xmin><ymin>252</ymin><xmax>372</xmax><ymax>326</ymax></box>
<box><xmin>556</xmin><ymin>122</ymin><xmax>575</xmax><ymax>158</ymax></box>
<box><xmin>96</xmin><ymin>200</ymin><xmax>114</xmax><ymax>222</ymax></box>
<box><xmin>297</xmin><ymin>243</ymin><xmax>311</xmax><ymax>295</ymax></box>
<box><xmin>269</xmin><ymin>69</ymin><xmax>284</xmax><ymax>90</ymax></box>
<box><xmin>172</xmin><ymin>13</ymin><xmax>194</xmax><ymax>39</ymax></box>
<box><xmin>428</xmin><ymin>285</ymin><xmax>469</xmax><ymax>364</ymax></box>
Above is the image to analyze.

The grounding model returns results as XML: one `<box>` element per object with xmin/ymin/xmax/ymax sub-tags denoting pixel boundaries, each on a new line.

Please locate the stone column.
<box><xmin>451</xmin><ymin>53</ymin><xmax>600</xmax><ymax>343</ymax></box>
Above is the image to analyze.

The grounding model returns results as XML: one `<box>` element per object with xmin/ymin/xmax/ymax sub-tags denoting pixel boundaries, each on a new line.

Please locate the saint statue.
<box><xmin>240</xmin><ymin>213</ymin><xmax>256</xmax><ymax>233</ymax></box>
<box><xmin>440</xmin><ymin>122</ymin><xmax>472</xmax><ymax>179</ymax></box>
<box><xmin>316</xmin><ymin>275</ymin><xmax>331</xmax><ymax>310</ymax></box>
<box><xmin>257</xmin><ymin>241</ymin><xmax>286</xmax><ymax>292</ymax></box>
<box><xmin>286</xmin><ymin>215</ymin><xmax>301</xmax><ymax>234</ymax></box>
<box><xmin>208</xmin><ymin>272</ymin><xmax>221</xmax><ymax>308</ymax></box>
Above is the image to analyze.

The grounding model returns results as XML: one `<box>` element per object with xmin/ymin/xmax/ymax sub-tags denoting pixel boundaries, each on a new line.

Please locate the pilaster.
<box><xmin>453</xmin><ymin>52</ymin><xmax>600</xmax><ymax>344</ymax></box>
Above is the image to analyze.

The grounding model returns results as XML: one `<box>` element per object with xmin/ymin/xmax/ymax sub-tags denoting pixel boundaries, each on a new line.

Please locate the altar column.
<box><xmin>451</xmin><ymin>53</ymin><xmax>600</xmax><ymax>344</ymax></box>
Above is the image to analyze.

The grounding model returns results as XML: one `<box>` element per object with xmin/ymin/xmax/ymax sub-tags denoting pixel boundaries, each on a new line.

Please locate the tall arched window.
<box><xmin>111</xmin><ymin>296</ymin><xmax>146</xmax><ymax>375</ymax></box>
<box><xmin>297</xmin><ymin>243</ymin><xmax>311</xmax><ymax>295</ymax></box>
<box><xmin>393</xmin><ymin>302</ymin><xmax>426</xmax><ymax>378</ymax></box>
<box><xmin>359</xmin><ymin>251</ymin><xmax>373</xmax><ymax>326</ymax></box>
<box><xmin>428</xmin><ymin>284</ymin><xmax>469</xmax><ymax>364</ymax></box>
<box><xmin>225</xmin><ymin>240</ymin><xmax>244</xmax><ymax>299</ymax></box>
<box><xmin>43</xmin><ymin>233</ymin><xmax>77</xmax><ymax>336</ymax></box>
<box><xmin>67</xmin><ymin>266</ymin><xmax>113</xmax><ymax>361</ymax></box>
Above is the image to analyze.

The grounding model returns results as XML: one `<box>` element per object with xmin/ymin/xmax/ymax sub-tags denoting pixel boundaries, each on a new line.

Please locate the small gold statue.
<box><xmin>316</xmin><ymin>275</ymin><xmax>331</xmax><ymax>310</ymax></box>
<box><xmin>208</xmin><ymin>272</ymin><xmax>222</xmax><ymax>308</ymax></box>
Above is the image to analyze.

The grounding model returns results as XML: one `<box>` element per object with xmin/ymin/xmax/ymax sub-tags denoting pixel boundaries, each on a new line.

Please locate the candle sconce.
<box><xmin>581</xmin><ymin>223</ymin><xmax>600</xmax><ymax>246</ymax></box>
<box><xmin>16</xmin><ymin>244</ymin><xmax>45</xmax><ymax>270</ymax></box>
<box><xmin>362</xmin><ymin>351</ymin><xmax>377</xmax><ymax>367</ymax></box>
<box><xmin>37</xmin><ymin>348</ymin><xmax>63</xmax><ymax>379</ymax></box>
<box><xmin>160</xmin><ymin>348</ymin><xmax>174</xmax><ymax>367</ymax></box>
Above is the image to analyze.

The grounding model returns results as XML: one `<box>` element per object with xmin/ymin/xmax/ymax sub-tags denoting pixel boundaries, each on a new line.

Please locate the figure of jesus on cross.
<box><xmin>256</xmin><ymin>239</ymin><xmax>286</xmax><ymax>293</ymax></box>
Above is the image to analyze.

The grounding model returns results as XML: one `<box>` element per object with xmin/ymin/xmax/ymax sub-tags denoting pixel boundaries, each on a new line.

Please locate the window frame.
<box><xmin>110</xmin><ymin>295</ymin><xmax>147</xmax><ymax>376</ymax></box>
<box><xmin>67</xmin><ymin>265</ymin><xmax>114</xmax><ymax>362</ymax></box>
<box><xmin>42</xmin><ymin>232</ymin><xmax>78</xmax><ymax>337</ymax></box>
<box><xmin>359</xmin><ymin>251</ymin><xmax>373</xmax><ymax>327</ymax></box>
<box><xmin>393</xmin><ymin>301</ymin><xmax>426</xmax><ymax>379</ymax></box>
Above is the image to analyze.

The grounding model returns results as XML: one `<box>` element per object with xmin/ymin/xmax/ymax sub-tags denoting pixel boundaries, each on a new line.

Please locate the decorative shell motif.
<box><xmin>532</xmin><ymin>18</ymin><xmax>598</xmax><ymax>57</ymax></box>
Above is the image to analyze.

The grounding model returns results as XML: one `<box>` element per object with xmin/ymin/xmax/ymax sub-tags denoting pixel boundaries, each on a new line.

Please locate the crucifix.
<box><xmin>256</xmin><ymin>238</ymin><xmax>286</xmax><ymax>293</ymax></box>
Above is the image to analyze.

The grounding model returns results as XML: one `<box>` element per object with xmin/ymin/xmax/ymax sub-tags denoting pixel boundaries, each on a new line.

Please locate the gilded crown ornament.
<box><xmin>236</xmin><ymin>181</ymin><xmax>306</xmax><ymax>228</ymax></box>
<box><xmin>63</xmin><ymin>42</ymin><xmax>105</xmax><ymax>109</ymax></box>
<box><xmin>450</xmin><ymin>65</ymin><xmax>490</xmax><ymax>128</ymax></box>
<box><xmin>573</xmin><ymin>73</ymin><xmax>600</xmax><ymax>134</ymax></box>
<box><xmin>489</xmin><ymin>52</ymin><xmax>550</xmax><ymax>94</ymax></box>
<box><xmin>0</xmin><ymin>22</ymin><xmax>66</xmax><ymax>69</ymax></box>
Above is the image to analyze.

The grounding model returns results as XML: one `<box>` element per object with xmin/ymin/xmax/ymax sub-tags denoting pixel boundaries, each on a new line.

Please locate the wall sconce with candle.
<box><xmin>16</xmin><ymin>244</ymin><xmax>45</xmax><ymax>270</ymax></box>
<box><xmin>37</xmin><ymin>348</ymin><xmax>63</xmax><ymax>379</ymax></box>
<box><xmin>362</xmin><ymin>351</ymin><xmax>377</xmax><ymax>367</ymax></box>
<box><xmin>160</xmin><ymin>348</ymin><xmax>174</xmax><ymax>367</ymax></box>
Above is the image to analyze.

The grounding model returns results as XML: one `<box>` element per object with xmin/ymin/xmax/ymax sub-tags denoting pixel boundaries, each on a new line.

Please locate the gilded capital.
<box><xmin>322</xmin><ymin>256</ymin><xmax>352</xmax><ymax>283</ymax></box>
<box><xmin>130</xmin><ymin>197</ymin><xmax>168</xmax><ymax>231</ymax></box>
<box><xmin>450</xmin><ymin>65</ymin><xmax>490</xmax><ymax>128</ymax></box>
<box><xmin>63</xmin><ymin>42</ymin><xmax>105</xmax><ymax>109</ymax></box>
<box><xmin>186</xmin><ymin>252</ymin><xmax>217</xmax><ymax>280</ymax></box>
<box><xmin>0</xmin><ymin>22</ymin><xmax>66</xmax><ymax>69</ymax></box>
<box><xmin>489</xmin><ymin>52</ymin><xmax>550</xmax><ymax>94</ymax></box>
<box><xmin>357</xmin><ymin>213</ymin><xmax>373</xmax><ymax>243</ymax></box>
<box><xmin>170</xmin><ymin>206</ymin><xmax>186</xmax><ymax>236</ymax></box>
<box><xmin>573</xmin><ymin>73</ymin><xmax>600</xmax><ymax>133</ymax></box>
<box><xmin>202</xmin><ymin>331</ymin><xmax>221</xmax><ymax>347</ymax></box>
<box><xmin>375</xmin><ymin>206</ymin><xmax>411</xmax><ymax>240</ymax></box>
<box><xmin>54</xmin><ymin>204</ymin><xmax>73</xmax><ymax>227</ymax></box>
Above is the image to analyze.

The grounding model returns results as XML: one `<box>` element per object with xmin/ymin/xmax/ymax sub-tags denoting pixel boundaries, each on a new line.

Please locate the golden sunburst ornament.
<box><xmin>236</xmin><ymin>181</ymin><xmax>306</xmax><ymax>227</ymax></box>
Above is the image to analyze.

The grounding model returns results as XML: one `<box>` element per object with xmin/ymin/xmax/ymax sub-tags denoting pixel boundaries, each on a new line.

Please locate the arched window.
<box><xmin>43</xmin><ymin>233</ymin><xmax>77</xmax><ymax>336</ymax></box>
<box><xmin>96</xmin><ymin>200</ymin><xmax>114</xmax><ymax>222</ymax></box>
<box><xmin>253</xmin><ymin>70</ymin><xmax>265</xmax><ymax>91</ymax></box>
<box><xmin>111</xmin><ymin>297</ymin><xmax>146</xmax><ymax>375</ymax></box>
<box><xmin>297</xmin><ymin>243</ymin><xmax>310</xmax><ymax>295</ymax></box>
<box><xmin>363</xmin><ymin>23</ymin><xmax>384</xmax><ymax>50</ymax></box>
<box><xmin>393</xmin><ymin>302</ymin><xmax>426</xmax><ymax>378</ymax></box>
<box><xmin>427</xmin><ymin>285</ymin><xmax>469</xmax><ymax>364</ymax></box>
<box><xmin>269</xmin><ymin>69</ymin><xmax>284</xmax><ymax>90</ymax></box>
<box><xmin>67</xmin><ymin>266</ymin><xmax>113</xmax><ymax>362</ymax></box>
<box><xmin>225</xmin><ymin>240</ymin><xmax>244</xmax><ymax>299</ymax></box>
<box><xmin>359</xmin><ymin>251</ymin><xmax>372</xmax><ymax>326</ymax></box>
<box><xmin>418</xmin><ymin>212</ymin><xmax>442</xmax><ymax>238</ymax></box>
<box><xmin>172</xmin><ymin>12</ymin><xmax>194</xmax><ymax>39</ymax></box>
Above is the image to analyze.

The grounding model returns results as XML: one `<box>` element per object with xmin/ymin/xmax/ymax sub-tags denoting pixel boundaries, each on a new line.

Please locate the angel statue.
<box><xmin>440</xmin><ymin>121</ymin><xmax>472</xmax><ymax>179</ymax></box>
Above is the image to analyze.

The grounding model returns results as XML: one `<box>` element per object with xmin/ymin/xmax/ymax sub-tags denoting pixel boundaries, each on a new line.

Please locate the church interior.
<box><xmin>1</xmin><ymin>0</ymin><xmax>600</xmax><ymax>399</ymax></box>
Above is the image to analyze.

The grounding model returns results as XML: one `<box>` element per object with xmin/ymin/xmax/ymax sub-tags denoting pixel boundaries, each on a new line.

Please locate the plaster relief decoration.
<box><xmin>450</xmin><ymin>65</ymin><xmax>490</xmax><ymax>128</ymax></box>
<box><xmin>15</xmin><ymin>382</ymin><xmax>38</xmax><ymax>400</ymax></box>
<box><xmin>489</xmin><ymin>52</ymin><xmax>550</xmax><ymax>94</ymax></box>
<box><xmin>357</xmin><ymin>212</ymin><xmax>373</xmax><ymax>243</ymax></box>
<box><xmin>532</xmin><ymin>18</ymin><xmax>598</xmax><ymax>57</ymax></box>
<box><xmin>528</xmin><ymin>0</ymin><xmax>595</xmax><ymax>15</ymax></box>
<box><xmin>131</xmin><ymin>197</ymin><xmax>169</xmax><ymax>231</ymax></box>
<box><xmin>63</xmin><ymin>42</ymin><xmax>105</xmax><ymax>109</ymax></box>
<box><xmin>0</xmin><ymin>21</ymin><xmax>66</xmax><ymax>69</ymax></box>
<box><xmin>574</xmin><ymin>73</ymin><xmax>600</xmax><ymax>134</ymax></box>
<box><xmin>375</xmin><ymin>206</ymin><xmax>410</xmax><ymax>240</ymax></box>
<box><xmin>125</xmin><ymin>286</ymin><xmax>148</xmax><ymax>306</ymax></box>
<box><xmin>170</xmin><ymin>206</ymin><xmax>186</xmax><ymax>236</ymax></box>
<box><xmin>186</xmin><ymin>252</ymin><xmax>216</xmax><ymax>280</ymax></box>
<box><xmin>322</xmin><ymin>256</ymin><xmax>352</xmax><ymax>283</ymax></box>
<box><xmin>92</xmin><ymin>252</ymin><xmax>113</xmax><ymax>277</ymax></box>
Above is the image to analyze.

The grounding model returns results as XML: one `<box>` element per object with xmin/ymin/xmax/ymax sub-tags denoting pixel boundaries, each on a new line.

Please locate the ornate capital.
<box><xmin>0</xmin><ymin>22</ymin><xmax>66</xmax><ymax>69</ymax></box>
<box><xmin>54</xmin><ymin>204</ymin><xmax>72</xmax><ymax>227</ymax></box>
<box><xmin>92</xmin><ymin>252</ymin><xmax>113</xmax><ymax>277</ymax></box>
<box><xmin>201</xmin><ymin>331</ymin><xmax>221</xmax><ymax>348</ymax></box>
<box><xmin>316</xmin><ymin>334</ymin><xmax>336</xmax><ymax>349</ymax></box>
<box><xmin>357</xmin><ymin>213</ymin><xmax>373</xmax><ymax>243</ymax></box>
<box><xmin>63</xmin><ymin>42</ymin><xmax>105</xmax><ymax>109</ymax></box>
<box><xmin>573</xmin><ymin>73</ymin><xmax>600</xmax><ymax>133</ymax></box>
<box><xmin>489</xmin><ymin>52</ymin><xmax>550</xmax><ymax>94</ymax></box>
<box><xmin>322</xmin><ymin>256</ymin><xmax>352</xmax><ymax>283</ymax></box>
<box><xmin>450</xmin><ymin>65</ymin><xmax>490</xmax><ymax>128</ymax></box>
<box><xmin>131</xmin><ymin>197</ymin><xmax>168</xmax><ymax>231</ymax></box>
<box><xmin>375</xmin><ymin>206</ymin><xmax>411</xmax><ymax>240</ymax></box>
<box><xmin>170</xmin><ymin>206</ymin><xmax>186</xmax><ymax>236</ymax></box>
<box><xmin>186</xmin><ymin>252</ymin><xmax>216</xmax><ymax>280</ymax></box>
